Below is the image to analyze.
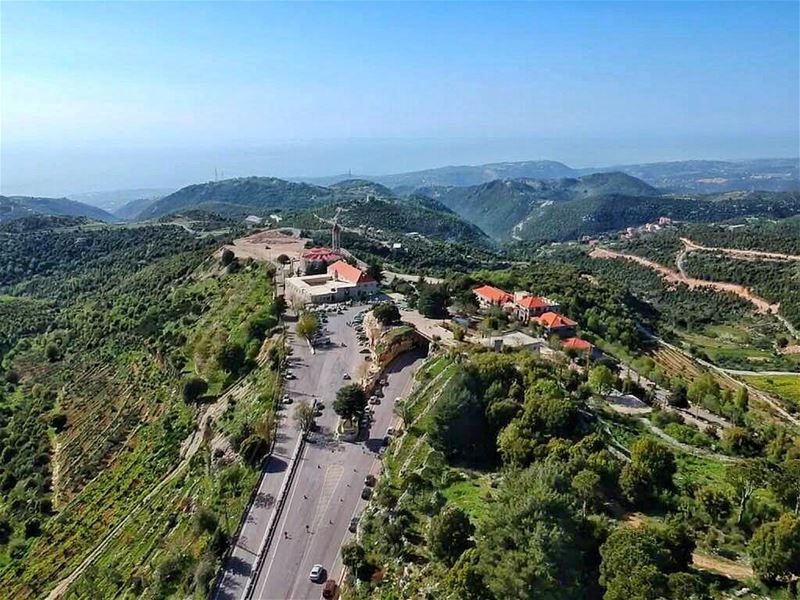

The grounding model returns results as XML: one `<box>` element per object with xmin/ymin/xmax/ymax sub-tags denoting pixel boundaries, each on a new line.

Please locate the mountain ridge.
<box><xmin>0</xmin><ymin>195</ymin><xmax>118</xmax><ymax>224</ymax></box>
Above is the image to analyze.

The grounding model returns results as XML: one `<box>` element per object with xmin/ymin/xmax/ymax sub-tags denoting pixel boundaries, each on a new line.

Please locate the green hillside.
<box><xmin>516</xmin><ymin>190</ymin><xmax>800</xmax><ymax>241</ymax></box>
<box><xmin>0</xmin><ymin>196</ymin><xmax>118</xmax><ymax>224</ymax></box>
<box><xmin>137</xmin><ymin>176</ymin><xmax>336</xmax><ymax>220</ymax></box>
<box><xmin>424</xmin><ymin>172</ymin><xmax>660</xmax><ymax>239</ymax></box>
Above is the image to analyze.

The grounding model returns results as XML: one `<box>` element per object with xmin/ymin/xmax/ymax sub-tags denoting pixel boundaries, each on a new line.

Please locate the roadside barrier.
<box><xmin>243</xmin><ymin>401</ymin><xmax>313</xmax><ymax>599</ymax></box>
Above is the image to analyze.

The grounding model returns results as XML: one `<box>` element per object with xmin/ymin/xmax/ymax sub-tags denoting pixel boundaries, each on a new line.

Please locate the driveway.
<box><xmin>214</xmin><ymin>304</ymin><xmax>365</xmax><ymax>600</ymax></box>
<box><xmin>250</xmin><ymin>351</ymin><xmax>425</xmax><ymax>600</ymax></box>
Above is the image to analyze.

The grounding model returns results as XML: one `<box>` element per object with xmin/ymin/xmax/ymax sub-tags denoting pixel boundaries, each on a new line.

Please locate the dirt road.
<box><xmin>681</xmin><ymin>237</ymin><xmax>800</xmax><ymax>262</ymax></box>
<box><xmin>590</xmin><ymin>247</ymin><xmax>780</xmax><ymax>314</ymax></box>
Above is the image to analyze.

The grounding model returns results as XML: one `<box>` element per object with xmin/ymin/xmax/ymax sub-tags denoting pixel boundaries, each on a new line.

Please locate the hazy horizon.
<box><xmin>2</xmin><ymin>1</ymin><xmax>798</xmax><ymax>197</ymax></box>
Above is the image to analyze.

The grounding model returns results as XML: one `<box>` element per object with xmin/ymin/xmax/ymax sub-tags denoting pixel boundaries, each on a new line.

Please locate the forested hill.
<box><xmin>0</xmin><ymin>195</ymin><xmax>118</xmax><ymax>224</ymax></box>
<box><xmin>137</xmin><ymin>177</ymin><xmax>337</xmax><ymax>220</ymax></box>
<box><xmin>311</xmin><ymin>194</ymin><xmax>493</xmax><ymax>246</ymax></box>
<box><xmin>514</xmin><ymin>190</ymin><xmax>800</xmax><ymax>242</ymax></box>
<box><xmin>419</xmin><ymin>172</ymin><xmax>661</xmax><ymax>239</ymax></box>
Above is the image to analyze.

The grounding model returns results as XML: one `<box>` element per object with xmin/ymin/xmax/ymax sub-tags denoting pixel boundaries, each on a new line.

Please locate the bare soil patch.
<box><xmin>219</xmin><ymin>228</ymin><xmax>309</xmax><ymax>263</ymax></box>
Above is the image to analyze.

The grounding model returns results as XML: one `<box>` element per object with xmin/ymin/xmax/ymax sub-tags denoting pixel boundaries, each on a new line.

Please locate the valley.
<box><xmin>2</xmin><ymin>159</ymin><xmax>799</xmax><ymax>600</ymax></box>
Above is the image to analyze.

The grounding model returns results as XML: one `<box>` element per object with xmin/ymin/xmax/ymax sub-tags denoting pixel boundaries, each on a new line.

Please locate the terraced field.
<box><xmin>0</xmin><ymin>235</ymin><xmax>284</xmax><ymax>599</ymax></box>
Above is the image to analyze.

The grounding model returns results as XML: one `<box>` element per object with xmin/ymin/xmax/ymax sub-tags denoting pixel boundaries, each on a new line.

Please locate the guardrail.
<box><xmin>242</xmin><ymin>401</ymin><xmax>313</xmax><ymax>599</ymax></box>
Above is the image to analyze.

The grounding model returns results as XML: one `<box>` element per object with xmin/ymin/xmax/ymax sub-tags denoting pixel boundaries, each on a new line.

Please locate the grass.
<box><xmin>743</xmin><ymin>374</ymin><xmax>800</xmax><ymax>409</ymax></box>
<box><xmin>674</xmin><ymin>452</ymin><xmax>728</xmax><ymax>489</ymax></box>
<box><xmin>673</xmin><ymin>316</ymin><xmax>798</xmax><ymax>372</ymax></box>
<box><xmin>441</xmin><ymin>475</ymin><xmax>494</xmax><ymax>523</ymax></box>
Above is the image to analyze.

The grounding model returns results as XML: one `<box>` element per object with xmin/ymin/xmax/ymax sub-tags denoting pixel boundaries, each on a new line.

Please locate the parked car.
<box><xmin>364</xmin><ymin>474</ymin><xmax>376</xmax><ymax>487</ymax></box>
<box><xmin>360</xmin><ymin>487</ymin><xmax>373</xmax><ymax>500</ymax></box>
<box><xmin>368</xmin><ymin>396</ymin><xmax>380</xmax><ymax>405</ymax></box>
<box><xmin>309</xmin><ymin>564</ymin><xmax>325</xmax><ymax>583</ymax></box>
<box><xmin>322</xmin><ymin>579</ymin><xmax>337</xmax><ymax>598</ymax></box>
<box><xmin>282</xmin><ymin>395</ymin><xmax>293</xmax><ymax>405</ymax></box>
<box><xmin>348</xmin><ymin>516</ymin><xmax>359</xmax><ymax>533</ymax></box>
<box><xmin>387</xmin><ymin>427</ymin><xmax>395</xmax><ymax>436</ymax></box>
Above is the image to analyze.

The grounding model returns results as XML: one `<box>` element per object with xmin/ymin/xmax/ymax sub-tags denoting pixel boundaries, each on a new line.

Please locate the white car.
<box><xmin>309</xmin><ymin>564</ymin><xmax>324</xmax><ymax>582</ymax></box>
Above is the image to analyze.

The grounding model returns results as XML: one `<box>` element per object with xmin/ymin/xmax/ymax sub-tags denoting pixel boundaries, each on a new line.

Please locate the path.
<box><xmin>47</xmin><ymin>339</ymin><xmax>276</xmax><ymax>599</ymax></box>
<box><xmin>678</xmin><ymin>238</ymin><xmax>800</xmax><ymax>339</ymax></box>
<box><xmin>636</xmin><ymin>324</ymin><xmax>800</xmax><ymax>429</ymax></box>
<box><xmin>590</xmin><ymin>247</ymin><xmax>780</xmax><ymax>314</ymax></box>
<box><xmin>681</xmin><ymin>237</ymin><xmax>800</xmax><ymax>262</ymax></box>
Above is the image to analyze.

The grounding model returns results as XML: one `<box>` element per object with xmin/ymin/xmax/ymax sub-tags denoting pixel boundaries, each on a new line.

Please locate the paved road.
<box><xmin>215</xmin><ymin>305</ymin><xmax>367</xmax><ymax>600</ymax></box>
<box><xmin>251</xmin><ymin>351</ymin><xmax>425</xmax><ymax>600</ymax></box>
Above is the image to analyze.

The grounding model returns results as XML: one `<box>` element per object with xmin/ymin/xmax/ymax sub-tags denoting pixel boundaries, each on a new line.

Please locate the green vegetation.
<box><xmin>0</xmin><ymin>219</ymin><xmax>284</xmax><ymax>597</ymax></box>
<box><xmin>682</xmin><ymin>252</ymin><xmax>800</xmax><ymax>330</ymax></box>
<box><xmin>0</xmin><ymin>196</ymin><xmax>117</xmax><ymax>225</ymax></box>
<box><xmin>347</xmin><ymin>347</ymin><xmax>800</xmax><ymax>600</ymax></box>
<box><xmin>744</xmin><ymin>375</ymin><xmax>800</xmax><ymax>410</ymax></box>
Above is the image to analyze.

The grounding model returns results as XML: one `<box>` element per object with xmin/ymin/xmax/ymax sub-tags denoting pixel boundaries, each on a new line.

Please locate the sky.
<box><xmin>1</xmin><ymin>1</ymin><xmax>798</xmax><ymax>196</ymax></box>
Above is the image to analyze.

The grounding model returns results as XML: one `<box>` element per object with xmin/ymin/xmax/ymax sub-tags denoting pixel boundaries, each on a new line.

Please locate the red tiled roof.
<box><xmin>327</xmin><ymin>260</ymin><xmax>374</xmax><ymax>285</ymax></box>
<box><xmin>562</xmin><ymin>337</ymin><xmax>593</xmax><ymax>351</ymax></box>
<box><xmin>302</xmin><ymin>247</ymin><xmax>342</xmax><ymax>262</ymax></box>
<box><xmin>538</xmin><ymin>311</ymin><xmax>577</xmax><ymax>328</ymax></box>
<box><xmin>517</xmin><ymin>295</ymin><xmax>551</xmax><ymax>310</ymax></box>
<box><xmin>473</xmin><ymin>285</ymin><xmax>513</xmax><ymax>304</ymax></box>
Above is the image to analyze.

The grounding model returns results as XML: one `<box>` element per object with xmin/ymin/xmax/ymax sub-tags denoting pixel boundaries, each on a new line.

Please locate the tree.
<box><xmin>4</xmin><ymin>370</ymin><xmax>19</xmax><ymax>385</ymax></box>
<box><xmin>366</xmin><ymin>260</ymin><xmax>383</xmax><ymax>284</ymax></box>
<box><xmin>588</xmin><ymin>365</ymin><xmax>615</xmax><ymax>396</ymax></box>
<box><xmin>477</xmin><ymin>463</ymin><xmax>595</xmax><ymax>599</ymax></box>
<box><xmin>193</xmin><ymin>506</ymin><xmax>218</xmax><ymax>534</ymax></box>
<box><xmin>182</xmin><ymin>377</ymin><xmax>208</xmax><ymax>404</ymax></box>
<box><xmin>451</xmin><ymin>290</ymin><xmax>479</xmax><ymax>316</ymax></box>
<box><xmin>417</xmin><ymin>284</ymin><xmax>449</xmax><ymax>319</ymax></box>
<box><xmin>334</xmin><ymin>384</ymin><xmax>367</xmax><ymax>422</ymax></box>
<box><xmin>293</xmin><ymin>400</ymin><xmax>316</xmax><ymax>433</ymax></box>
<box><xmin>600</xmin><ymin>522</ymin><xmax>694</xmax><ymax>600</ymax></box>
<box><xmin>695</xmin><ymin>486</ymin><xmax>731</xmax><ymax>523</ymax></box>
<box><xmin>429</xmin><ymin>371</ymin><xmax>493</xmax><ymax>461</ymax></box>
<box><xmin>668</xmin><ymin>378</ymin><xmax>689</xmax><ymax>408</ymax></box>
<box><xmin>217</xmin><ymin>342</ymin><xmax>245</xmax><ymax>374</ymax></box>
<box><xmin>620</xmin><ymin>436</ymin><xmax>676</xmax><ymax>504</ymax></box>
<box><xmin>45</xmin><ymin>342</ymin><xmax>61</xmax><ymax>362</ymax></box>
<box><xmin>372</xmin><ymin>302</ymin><xmax>400</xmax><ymax>326</ymax></box>
<box><xmin>667</xmin><ymin>572</ymin><xmax>708</xmax><ymax>600</ymax></box>
<box><xmin>393</xmin><ymin>399</ymin><xmax>412</xmax><ymax>428</ymax></box>
<box><xmin>571</xmin><ymin>469</ymin><xmax>602</xmax><ymax>516</ymax></box>
<box><xmin>341</xmin><ymin>540</ymin><xmax>373</xmax><ymax>581</ymax></box>
<box><xmin>220</xmin><ymin>248</ymin><xmax>235</xmax><ymax>266</ymax></box>
<box><xmin>276</xmin><ymin>254</ymin><xmax>290</xmax><ymax>265</ymax></box>
<box><xmin>428</xmin><ymin>506</ymin><xmax>474</xmax><ymax>566</ymax></box>
<box><xmin>749</xmin><ymin>513</ymin><xmax>800</xmax><ymax>583</ymax></box>
<box><xmin>726</xmin><ymin>459</ymin><xmax>769</xmax><ymax>525</ymax></box>
<box><xmin>296</xmin><ymin>311</ymin><xmax>319</xmax><ymax>340</ymax></box>
<box><xmin>771</xmin><ymin>459</ymin><xmax>800</xmax><ymax>514</ymax></box>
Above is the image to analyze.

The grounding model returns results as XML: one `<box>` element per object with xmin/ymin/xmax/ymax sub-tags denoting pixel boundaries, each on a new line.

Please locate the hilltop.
<box><xmin>420</xmin><ymin>172</ymin><xmax>660</xmax><ymax>239</ymax></box>
<box><xmin>297</xmin><ymin>157</ymin><xmax>799</xmax><ymax>194</ymax></box>
<box><xmin>0</xmin><ymin>195</ymin><xmax>117</xmax><ymax>224</ymax></box>
<box><xmin>137</xmin><ymin>176</ymin><xmax>337</xmax><ymax>220</ymax></box>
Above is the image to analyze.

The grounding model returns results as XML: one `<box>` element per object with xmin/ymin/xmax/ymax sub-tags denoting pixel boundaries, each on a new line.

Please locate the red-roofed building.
<box><xmin>327</xmin><ymin>260</ymin><xmax>376</xmax><ymax>286</ymax></box>
<box><xmin>515</xmin><ymin>294</ymin><xmax>560</xmax><ymax>323</ymax></box>
<box><xmin>537</xmin><ymin>311</ymin><xmax>577</xmax><ymax>337</ymax></box>
<box><xmin>561</xmin><ymin>337</ymin><xmax>593</xmax><ymax>352</ymax></box>
<box><xmin>473</xmin><ymin>285</ymin><xmax>513</xmax><ymax>309</ymax></box>
<box><xmin>301</xmin><ymin>247</ymin><xmax>342</xmax><ymax>266</ymax></box>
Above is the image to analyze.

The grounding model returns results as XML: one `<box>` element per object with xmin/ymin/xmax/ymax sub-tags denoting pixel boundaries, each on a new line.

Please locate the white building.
<box><xmin>285</xmin><ymin>260</ymin><xmax>378</xmax><ymax>305</ymax></box>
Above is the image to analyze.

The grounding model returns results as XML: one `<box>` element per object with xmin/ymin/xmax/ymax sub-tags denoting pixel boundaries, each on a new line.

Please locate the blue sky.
<box><xmin>1</xmin><ymin>1</ymin><xmax>798</xmax><ymax>195</ymax></box>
